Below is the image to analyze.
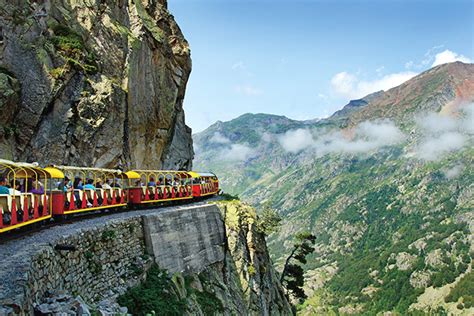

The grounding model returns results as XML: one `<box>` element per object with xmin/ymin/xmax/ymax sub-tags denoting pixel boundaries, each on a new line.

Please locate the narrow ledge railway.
<box><xmin>0</xmin><ymin>159</ymin><xmax>219</xmax><ymax>237</ymax></box>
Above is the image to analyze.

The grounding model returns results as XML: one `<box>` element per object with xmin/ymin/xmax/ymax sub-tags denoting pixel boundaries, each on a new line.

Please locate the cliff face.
<box><xmin>219</xmin><ymin>201</ymin><xmax>293</xmax><ymax>315</ymax></box>
<box><xmin>142</xmin><ymin>202</ymin><xmax>292</xmax><ymax>315</ymax></box>
<box><xmin>0</xmin><ymin>203</ymin><xmax>292</xmax><ymax>315</ymax></box>
<box><xmin>0</xmin><ymin>0</ymin><xmax>193</xmax><ymax>169</ymax></box>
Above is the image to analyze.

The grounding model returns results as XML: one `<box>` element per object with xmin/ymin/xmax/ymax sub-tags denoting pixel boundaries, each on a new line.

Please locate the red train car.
<box><xmin>0</xmin><ymin>161</ymin><xmax>219</xmax><ymax>235</ymax></box>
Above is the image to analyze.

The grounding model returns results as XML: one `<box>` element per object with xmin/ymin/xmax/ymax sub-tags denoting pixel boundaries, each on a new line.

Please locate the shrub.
<box><xmin>194</xmin><ymin>289</ymin><xmax>224</xmax><ymax>315</ymax></box>
<box><xmin>256</xmin><ymin>205</ymin><xmax>282</xmax><ymax>236</ymax></box>
<box><xmin>117</xmin><ymin>265</ymin><xmax>187</xmax><ymax>316</ymax></box>
<box><xmin>101</xmin><ymin>229</ymin><xmax>116</xmax><ymax>241</ymax></box>
<box><xmin>219</xmin><ymin>192</ymin><xmax>239</xmax><ymax>201</ymax></box>
<box><xmin>50</xmin><ymin>24</ymin><xmax>99</xmax><ymax>75</ymax></box>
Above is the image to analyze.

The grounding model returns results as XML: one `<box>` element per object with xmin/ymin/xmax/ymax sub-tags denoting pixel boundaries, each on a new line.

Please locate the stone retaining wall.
<box><xmin>28</xmin><ymin>218</ymin><xmax>149</xmax><ymax>303</ymax></box>
<box><xmin>5</xmin><ymin>218</ymin><xmax>150</xmax><ymax>315</ymax></box>
<box><xmin>0</xmin><ymin>204</ymin><xmax>225</xmax><ymax>315</ymax></box>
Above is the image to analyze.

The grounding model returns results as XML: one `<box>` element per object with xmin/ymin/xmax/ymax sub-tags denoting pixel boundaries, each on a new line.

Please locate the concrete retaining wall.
<box><xmin>143</xmin><ymin>205</ymin><xmax>225</xmax><ymax>273</ymax></box>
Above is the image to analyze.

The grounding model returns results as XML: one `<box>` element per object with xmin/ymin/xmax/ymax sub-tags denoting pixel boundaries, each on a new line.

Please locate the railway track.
<box><xmin>0</xmin><ymin>197</ymin><xmax>218</xmax><ymax>245</ymax></box>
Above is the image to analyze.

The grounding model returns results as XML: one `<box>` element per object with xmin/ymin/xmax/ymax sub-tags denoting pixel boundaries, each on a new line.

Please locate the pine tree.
<box><xmin>280</xmin><ymin>232</ymin><xmax>316</xmax><ymax>301</ymax></box>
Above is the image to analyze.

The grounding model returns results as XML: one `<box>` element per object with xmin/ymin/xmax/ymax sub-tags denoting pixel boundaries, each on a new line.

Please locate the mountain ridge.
<box><xmin>193</xmin><ymin>61</ymin><xmax>474</xmax><ymax>315</ymax></box>
<box><xmin>195</xmin><ymin>62</ymin><xmax>473</xmax><ymax>137</ymax></box>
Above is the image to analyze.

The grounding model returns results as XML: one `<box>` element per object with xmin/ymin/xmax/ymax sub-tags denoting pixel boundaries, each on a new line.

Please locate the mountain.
<box><xmin>193</xmin><ymin>62</ymin><xmax>474</xmax><ymax>315</ymax></box>
<box><xmin>194</xmin><ymin>113</ymin><xmax>314</xmax><ymax>193</ymax></box>
<box><xmin>0</xmin><ymin>0</ymin><xmax>193</xmax><ymax>169</ymax></box>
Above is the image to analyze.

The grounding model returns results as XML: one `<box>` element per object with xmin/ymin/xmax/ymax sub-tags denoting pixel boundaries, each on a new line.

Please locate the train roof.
<box><xmin>188</xmin><ymin>171</ymin><xmax>216</xmax><ymax>178</ymax></box>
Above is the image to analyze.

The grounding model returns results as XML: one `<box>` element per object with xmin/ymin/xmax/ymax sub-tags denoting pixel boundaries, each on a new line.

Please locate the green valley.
<box><xmin>194</xmin><ymin>62</ymin><xmax>474</xmax><ymax>315</ymax></box>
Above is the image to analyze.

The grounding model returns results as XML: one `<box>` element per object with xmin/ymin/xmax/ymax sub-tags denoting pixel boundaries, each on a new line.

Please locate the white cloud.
<box><xmin>209</xmin><ymin>132</ymin><xmax>257</xmax><ymax>161</ymax></box>
<box><xmin>414</xmin><ymin>103</ymin><xmax>474</xmax><ymax>161</ymax></box>
<box><xmin>357</xmin><ymin>121</ymin><xmax>406</xmax><ymax>146</ymax></box>
<box><xmin>314</xmin><ymin>120</ymin><xmax>405</xmax><ymax>155</ymax></box>
<box><xmin>261</xmin><ymin>132</ymin><xmax>274</xmax><ymax>143</ymax></box>
<box><xmin>431</xmin><ymin>50</ymin><xmax>472</xmax><ymax>67</ymax></box>
<box><xmin>416</xmin><ymin>132</ymin><xmax>467</xmax><ymax>161</ymax></box>
<box><xmin>209</xmin><ymin>132</ymin><xmax>231</xmax><ymax>144</ymax></box>
<box><xmin>416</xmin><ymin>113</ymin><xmax>458</xmax><ymax>133</ymax></box>
<box><xmin>231</xmin><ymin>61</ymin><xmax>245</xmax><ymax>70</ymax></box>
<box><xmin>376</xmin><ymin>66</ymin><xmax>385</xmax><ymax>74</ymax></box>
<box><xmin>420</xmin><ymin>45</ymin><xmax>445</xmax><ymax>67</ymax></box>
<box><xmin>331</xmin><ymin>72</ymin><xmax>356</xmax><ymax>98</ymax></box>
<box><xmin>234</xmin><ymin>84</ymin><xmax>263</xmax><ymax>96</ymax></box>
<box><xmin>461</xmin><ymin>103</ymin><xmax>474</xmax><ymax>135</ymax></box>
<box><xmin>277</xmin><ymin>129</ymin><xmax>315</xmax><ymax>153</ymax></box>
<box><xmin>274</xmin><ymin>105</ymin><xmax>472</xmax><ymax>161</ymax></box>
<box><xmin>317</xmin><ymin>93</ymin><xmax>328</xmax><ymax>100</ymax></box>
<box><xmin>277</xmin><ymin>121</ymin><xmax>405</xmax><ymax>155</ymax></box>
<box><xmin>406</xmin><ymin>46</ymin><xmax>470</xmax><ymax>69</ymax></box>
<box><xmin>218</xmin><ymin>143</ymin><xmax>257</xmax><ymax>162</ymax></box>
<box><xmin>331</xmin><ymin>71</ymin><xmax>417</xmax><ymax>100</ymax></box>
<box><xmin>444</xmin><ymin>164</ymin><xmax>464</xmax><ymax>179</ymax></box>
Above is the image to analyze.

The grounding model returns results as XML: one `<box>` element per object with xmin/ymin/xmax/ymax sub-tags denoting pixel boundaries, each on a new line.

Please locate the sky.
<box><xmin>168</xmin><ymin>0</ymin><xmax>474</xmax><ymax>132</ymax></box>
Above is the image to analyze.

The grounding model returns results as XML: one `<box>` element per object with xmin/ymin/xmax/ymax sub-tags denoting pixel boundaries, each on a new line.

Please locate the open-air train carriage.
<box><xmin>0</xmin><ymin>159</ymin><xmax>58</xmax><ymax>233</ymax></box>
<box><xmin>188</xmin><ymin>172</ymin><xmax>219</xmax><ymax>197</ymax></box>
<box><xmin>0</xmin><ymin>159</ymin><xmax>220</xmax><ymax>235</ymax></box>
<box><xmin>127</xmin><ymin>170</ymin><xmax>193</xmax><ymax>204</ymax></box>
<box><xmin>45</xmin><ymin>165</ymin><xmax>139</xmax><ymax>215</ymax></box>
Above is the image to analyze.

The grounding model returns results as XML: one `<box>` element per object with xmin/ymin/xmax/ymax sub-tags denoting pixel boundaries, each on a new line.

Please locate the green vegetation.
<box><xmin>50</xmin><ymin>24</ymin><xmax>98</xmax><ymax>75</ymax></box>
<box><xmin>219</xmin><ymin>192</ymin><xmax>240</xmax><ymax>201</ymax></box>
<box><xmin>101</xmin><ymin>229</ymin><xmax>116</xmax><ymax>241</ymax></box>
<box><xmin>118</xmin><ymin>265</ymin><xmax>225</xmax><ymax>315</ymax></box>
<box><xmin>193</xmin><ymin>65</ymin><xmax>474</xmax><ymax>314</ymax></box>
<box><xmin>194</xmin><ymin>290</ymin><xmax>224</xmax><ymax>315</ymax></box>
<box><xmin>445</xmin><ymin>271</ymin><xmax>474</xmax><ymax>308</ymax></box>
<box><xmin>51</xmin><ymin>24</ymin><xmax>85</xmax><ymax>52</ymax></box>
<box><xmin>280</xmin><ymin>232</ymin><xmax>316</xmax><ymax>301</ymax></box>
<box><xmin>49</xmin><ymin>67</ymin><xmax>64</xmax><ymax>79</ymax></box>
<box><xmin>256</xmin><ymin>203</ymin><xmax>282</xmax><ymax>236</ymax></box>
<box><xmin>128</xmin><ymin>263</ymin><xmax>144</xmax><ymax>277</ymax></box>
<box><xmin>118</xmin><ymin>265</ymin><xmax>187</xmax><ymax>316</ymax></box>
<box><xmin>0</xmin><ymin>65</ymin><xmax>15</xmax><ymax>77</ymax></box>
<box><xmin>1</xmin><ymin>124</ymin><xmax>19</xmax><ymax>138</ymax></box>
<box><xmin>83</xmin><ymin>251</ymin><xmax>102</xmax><ymax>275</ymax></box>
<box><xmin>187</xmin><ymin>275</ymin><xmax>224</xmax><ymax>315</ymax></box>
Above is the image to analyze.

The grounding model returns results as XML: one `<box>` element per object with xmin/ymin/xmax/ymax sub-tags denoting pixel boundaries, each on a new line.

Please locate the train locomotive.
<box><xmin>0</xmin><ymin>159</ymin><xmax>219</xmax><ymax>235</ymax></box>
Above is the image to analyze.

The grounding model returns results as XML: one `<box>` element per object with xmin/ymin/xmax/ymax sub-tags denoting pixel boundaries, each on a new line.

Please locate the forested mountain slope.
<box><xmin>194</xmin><ymin>62</ymin><xmax>474</xmax><ymax>314</ymax></box>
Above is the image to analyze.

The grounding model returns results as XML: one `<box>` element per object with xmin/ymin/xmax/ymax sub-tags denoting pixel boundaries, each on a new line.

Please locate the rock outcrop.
<box><xmin>218</xmin><ymin>200</ymin><xmax>293</xmax><ymax>315</ymax></box>
<box><xmin>0</xmin><ymin>0</ymin><xmax>193</xmax><ymax>169</ymax></box>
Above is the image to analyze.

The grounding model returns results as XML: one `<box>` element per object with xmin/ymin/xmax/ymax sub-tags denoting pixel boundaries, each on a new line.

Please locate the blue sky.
<box><xmin>168</xmin><ymin>0</ymin><xmax>474</xmax><ymax>132</ymax></box>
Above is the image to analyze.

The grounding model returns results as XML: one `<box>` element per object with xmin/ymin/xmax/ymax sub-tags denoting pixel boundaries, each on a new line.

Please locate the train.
<box><xmin>0</xmin><ymin>159</ymin><xmax>219</xmax><ymax>234</ymax></box>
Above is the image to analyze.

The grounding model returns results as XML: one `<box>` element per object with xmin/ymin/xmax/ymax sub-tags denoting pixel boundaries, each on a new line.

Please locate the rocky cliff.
<box><xmin>137</xmin><ymin>201</ymin><xmax>292</xmax><ymax>315</ymax></box>
<box><xmin>0</xmin><ymin>202</ymin><xmax>292</xmax><ymax>315</ymax></box>
<box><xmin>0</xmin><ymin>0</ymin><xmax>193</xmax><ymax>169</ymax></box>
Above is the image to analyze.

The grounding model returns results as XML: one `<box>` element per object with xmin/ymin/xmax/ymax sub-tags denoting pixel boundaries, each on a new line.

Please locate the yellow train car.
<box><xmin>44</xmin><ymin>165</ymin><xmax>139</xmax><ymax>215</ymax></box>
<box><xmin>0</xmin><ymin>159</ymin><xmax>57</xmax><ymax>233</ymax></box>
